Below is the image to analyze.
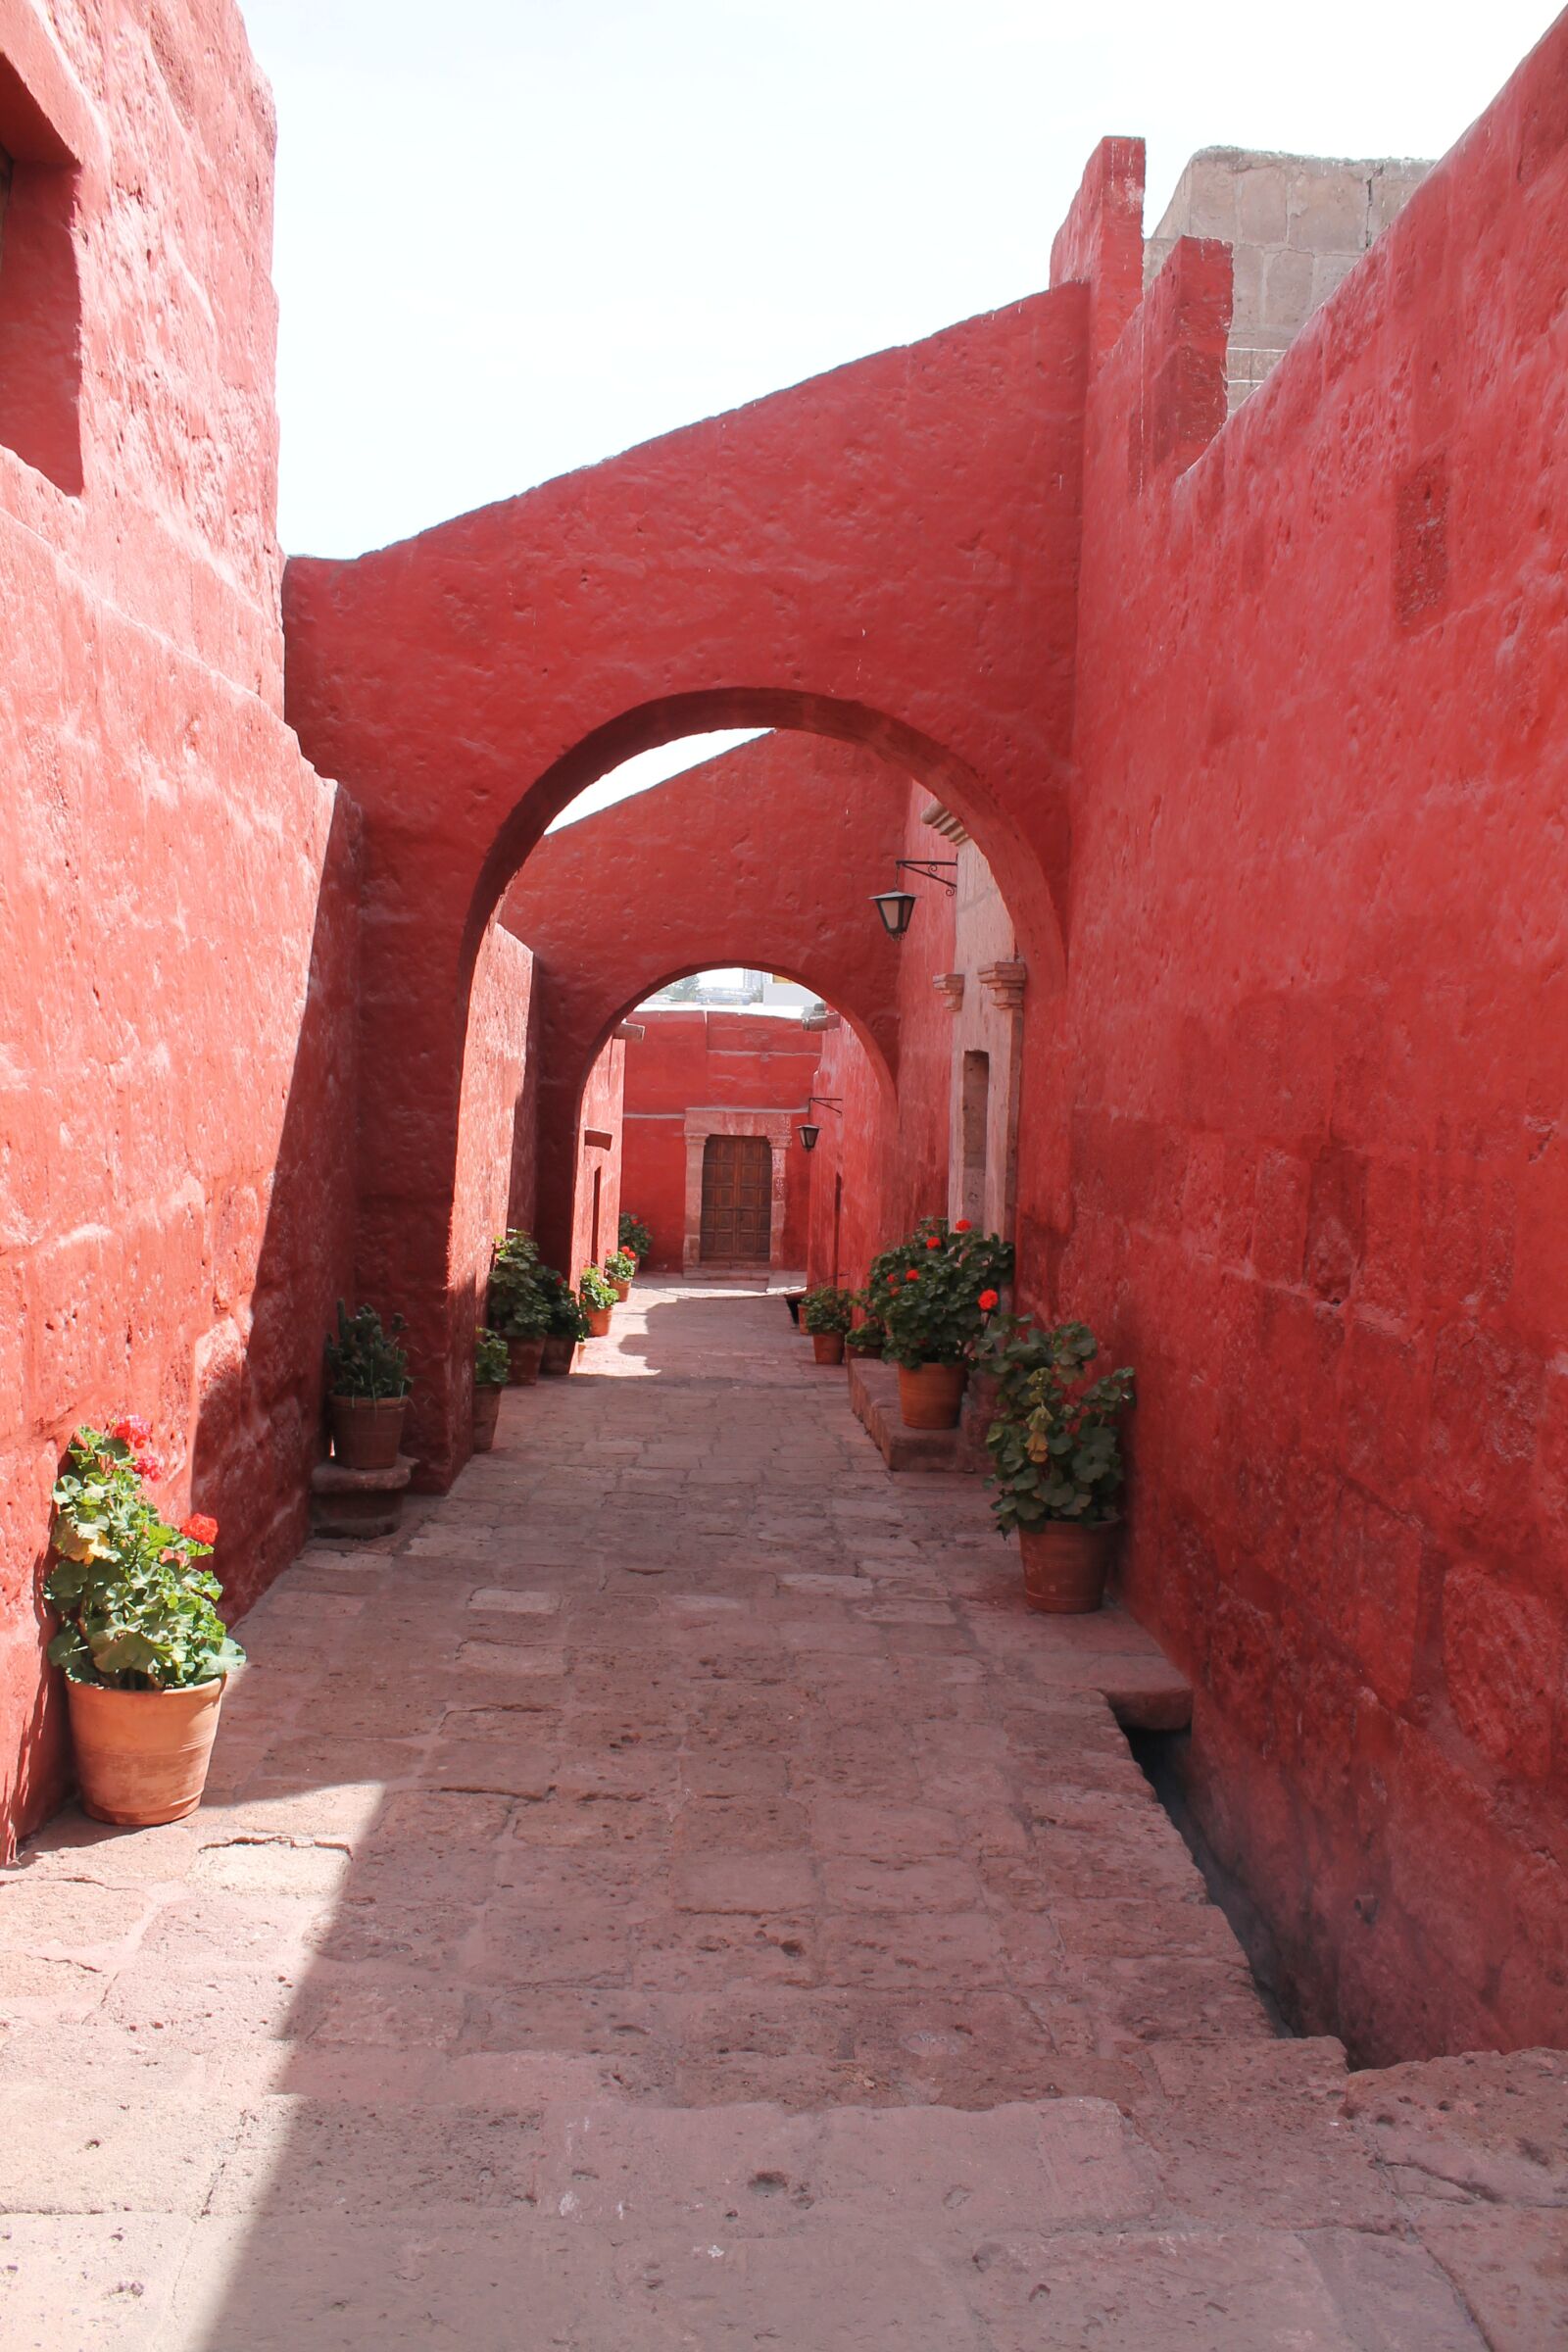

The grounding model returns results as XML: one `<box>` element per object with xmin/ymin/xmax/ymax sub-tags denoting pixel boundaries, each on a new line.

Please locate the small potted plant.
<box><xmin>537</xmin><ymin>1265</ymin><xmax>590</xmax><ymax>1374</ymax></box>
<box><xmin>487</xmin><ymin>1229</ymin><xmax>551</xmax><ymax>1383</ymax></box>
<box><xmin>45</xmin><ymin>1420</ymin><xmax>244</xmax><ymax>1825</ymax></box>
<box><xmin>985</xmin><ymin>1320</ymin><xmax>1134</xmax><ymax>1612</ymax></box>
<box><xmin>618</xmin><ymin>1211</ymin><xmax>653</xmax><ymax>1270</ymax></box>
<box><xmin>875</xmin><ymin>1218</ymin><xmax>1013</xmax><ymax>1429</ymax></box>
<box><xmin>579</xmin><ymin>1264</ymin><xmax>618</xmax><ymax>1340</ymax></box>
<box><xmin>324</xmin><ymin>1301</ymin><xmax>411</xmax><ymax>1468</ymax></box>
<box><xmin>844</xmin><ymin>1296</ymin><xmax>886</xmax><ymax>1360</ymax></box>
<box><xmin>473</xmin><ymin>1326</ymin><xmax>509</xmax><ymax>1449</ymax></box>
<box><xmin>605</xmin><ymin>1248</ymin><xmax>637</xmax><ymax>1303</ymax></box>
<box><xmin>800</xmin><ymin>1284</ymin><xmax>856</xmax><ymax>1365</ymax></box>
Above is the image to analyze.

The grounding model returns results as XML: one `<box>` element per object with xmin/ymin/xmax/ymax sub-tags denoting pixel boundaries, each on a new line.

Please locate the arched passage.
<box><xmin>282</xmin><ymin>287</ymin><xmax>1084</xmax><ymax>1478</ymax></box>
<box><xmin>501</xmin><ymin>733</ymin><xmax>908</xmax><ymax>1278</ymax></box>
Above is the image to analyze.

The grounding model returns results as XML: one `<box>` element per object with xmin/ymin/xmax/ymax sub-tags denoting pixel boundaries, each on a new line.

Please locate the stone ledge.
<box><xmin>849</xmin><ymin>1355</ymin><xmax>962</xmax><ymax>1473</ymax></box>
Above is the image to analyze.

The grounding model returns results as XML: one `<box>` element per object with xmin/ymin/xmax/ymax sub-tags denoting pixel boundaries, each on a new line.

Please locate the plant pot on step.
<box><xmin>472</xmin><ymin>1385</ymin><xmax>503</xmax><ymax>1450</ymax></box>
<box><xmin>506</xmin><ymin>1337</ymin><xmax>545</xmax><ymax>1385</ymax></box>
<box><xmin>811</xmin><ymin>1333</ymin><xmax>846</xmax><ymax>1365</ymax></box>
<box><xmin>329</xmin><ymin>1393</ymin><xmax>408</xmax><ymax>1470</ymax></box>
<box><xmin>612</xmin><ymin>1279</ymin><xmax>630</xmax><ymax>1302</ymax></box>
<box><xmin>540</xmin><ymin>1334</ymin><xmax>576</xmax><ymax>1376</ymax></box>
<box><xmin>897</xmin><ymin>1360</ymin><xmax>967</xmax><ymax>1430</ymax></box>
<box><xmin>1017</xmin><ymin>1521</ymin><xmax>1115</xmax><ymax>1614</ymax></box>
<box><xmin>584</xmin><ymin>1305</ymin><xmax>613</xmax><ymax>1340</ymax></box>
<box><xmin>66</xmin><ymin>1675</ymin><xmax>227</xmax><ymax>1827</ymax></box>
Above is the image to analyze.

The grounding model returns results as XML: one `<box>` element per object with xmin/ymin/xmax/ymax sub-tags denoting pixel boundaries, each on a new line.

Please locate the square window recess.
<box><xmin>0</xmin><ymin>52</ymin><xmax>82</xmax><ymax>494</ymax></box>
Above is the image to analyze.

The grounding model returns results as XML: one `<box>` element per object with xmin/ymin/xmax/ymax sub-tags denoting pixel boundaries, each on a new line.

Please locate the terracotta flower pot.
<box><xmin>811</xmin><ymin>1332</ymin><xmax>846</xmax><ymax>1365</ymax></box>
<box><xmin>897</xmin><ymin>1360</ymin><xmax>967</xmax><ymax>1430</ymax></box>
<box><xmin>1017</xmin><ymin>1521</ymin><xmax>1115</xmax><ymax>1614</ymax></box>
<box><xmin>848</xmin><ymin>1338</ymin><xmax>884</xmax><ymax>1361</ymax></box>
<box><xmin>612</xmin><ymin>1280</ymin><xmax>631</xmax><ymax>1302</ymax></box>
<box><xmin>506</xmin><ymin>1336</ymin><xmax>545</xmax><ymax>1386</ymax></box>
<box><xmin>66</xmin><ymin>1675</ymin><xmax>226</xmax><ymax>1827</ymax></box>
<box><xmin>472</xmin><ymin>1384</ymin><xmax>503</xmax><ymax>1450</ymax></box>
<box><xmin>540</xmin><ymin>1334</ymin><xmax>576</xmax><ymax>1376</ymax></box>
<box><xmin>584</xmin><ymin>1304</ymin><xmax>613</xmax><ymax>1339</ymax></box>
<box><xmin>329</xmin><ymin>1393</ymin><xmax>407</xmax><ymax>1470</ymax></box>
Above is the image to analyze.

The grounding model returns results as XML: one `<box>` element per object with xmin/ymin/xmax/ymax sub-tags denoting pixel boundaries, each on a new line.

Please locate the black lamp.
<box><xmin>798</xmin><ymin>1094</ymin><xmax>843</xmax><ymax>1150</ymax></box>
<box><xmin>871</xmin><ymin>890</ymin><xmax>916</xmax><ymax>938</ymax></box>
<box><xmin>871</xmin><ymin>860</ymin><xmax>956</xmax><ymax>937</ymax></box>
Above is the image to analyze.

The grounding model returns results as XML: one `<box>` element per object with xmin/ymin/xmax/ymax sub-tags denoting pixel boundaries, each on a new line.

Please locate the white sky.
<box><xmin>242</xmin><ymin>0</ymin><xmax>1556</xmax><ymax>827</ymax></box>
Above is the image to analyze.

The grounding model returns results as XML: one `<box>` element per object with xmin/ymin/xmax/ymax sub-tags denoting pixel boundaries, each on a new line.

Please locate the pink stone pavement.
<box><xmin>3</xmin><ymin>1281</ymin><xmax>1565</xmax><ymax>2346</ymax></box>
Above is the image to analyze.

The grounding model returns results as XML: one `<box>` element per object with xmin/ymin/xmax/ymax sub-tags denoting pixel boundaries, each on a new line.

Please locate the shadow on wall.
<box><xmin>187</xmin><ymin>790</ymin><xmax>362</xmax><ymax>1630</ymax></box>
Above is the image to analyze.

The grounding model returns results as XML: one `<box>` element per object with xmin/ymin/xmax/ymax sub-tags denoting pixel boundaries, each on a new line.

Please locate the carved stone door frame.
<box><xmin>681</xmin><ymin>1107</ymin><xmax>796</xmax><ymax>1272</ymax></box>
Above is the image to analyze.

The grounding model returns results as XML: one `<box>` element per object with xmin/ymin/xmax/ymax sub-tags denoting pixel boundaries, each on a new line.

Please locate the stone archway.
<box><xmin>282</xmin><ymin>288</ymin><xmax>1081</xmax><ymax>1480</ymax></box>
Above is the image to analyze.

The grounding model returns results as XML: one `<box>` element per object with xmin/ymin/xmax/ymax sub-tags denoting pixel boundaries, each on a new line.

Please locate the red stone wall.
<box><xmin>0</xmin><ymin>0</ymin><xmax>351</xmax><ymax>1852</ymax></box>
<box><xmin>621</xmin><ymin>1012</ymin><xmax>822</xmax><ymax>1270</ymax></box>
<box><xmin>1052</xmin><ymin>18</ymin><xmax>1568</xmax><ymax>2057</ymax></box>
<box><xmin>805</xmin><ymin>1020</ymin><xmax>889</xmax><ymax>1292</ymax></box>
<box><xmin>571</xmin><ymin>1038</ymin><xmax>625</xmax><ymax>1284</ymax></box>
<box><xmin>886</xmin><ymin>789</ymin><xmax>958</xmax><ymax>1239</ymax></box>
<box><xmin>453</xmin><ymin>918</ymin><xmax>538</xmax><ymax>1361</ymax></box>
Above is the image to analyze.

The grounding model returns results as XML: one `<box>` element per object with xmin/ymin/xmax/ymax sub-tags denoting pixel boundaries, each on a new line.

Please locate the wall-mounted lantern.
<box><xmin>870</xmin><ymin>859</ymin><xmax>956</xmax><ymax>937</ymax></box>
<box><xmin>797</xmin><ymin>1094</ymin><xmax>843</xmax><ymax>1151</ymax></box>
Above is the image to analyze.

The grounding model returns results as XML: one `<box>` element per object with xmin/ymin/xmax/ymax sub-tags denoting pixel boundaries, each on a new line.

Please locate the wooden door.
<box><xmin>700</xmin><ymin>1134</ymin><xmax>772</xmax><ymax>1263</ymax></box>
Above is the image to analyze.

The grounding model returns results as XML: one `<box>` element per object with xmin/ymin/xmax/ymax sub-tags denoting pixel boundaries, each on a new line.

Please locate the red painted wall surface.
<box><xmin>501</xmin><ymin>732</ymin><xmax>909</xmax><ymax>1280</ymax></box>
<box><xmin>0</xmin><ymin>0</ymin><xmax>351</xmax><ymax>1852</ymax></box>
<box><xmin>805</xmin><ymin>1020</ymin><xmax>888</xmax><ymax>1293</ymax></box>
<box><xmin>283</xmin><ymin>295</ymin><xmax>1084</xmax><ymax>1482</ymax></box>
<box><xmin>886</xmin><ymin>787</ymin><xmax>958</xmax><ymax>1239</ymax></box>
<box><xmin>452</xmin><ymin>920</ymin><xmax>538</xmax><ymax>1391</ymax></box>
<box><xmin>1051</xmin><ymin>18</ymin><xmax>1568</xmax><ymax>2058</ymax></box>
<box><xmin>621</xmin><ymin>1012</ymin><xmax>824</xmax><ymax>1270</ymax></box>
<box><xmin>570</xmin><ymin>1039</ymin><xmax>625</xmax><ymax>1286</ymax></box>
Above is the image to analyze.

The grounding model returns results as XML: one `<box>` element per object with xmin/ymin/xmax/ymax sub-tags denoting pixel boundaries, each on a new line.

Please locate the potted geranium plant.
<box><xmin>984</xmin><ymin>1319</ymin><xmax>1134</xmax><ymax>1612</ymax></box>
<box><xmin>536</xmin><ymin>1264</ymin><xmax>590</xmax><ymax>1374</ymax></box>
<box><xmin>844</xmin><ymin>1295</ymin><xmax>886</xmax><ymax>1360</ymax></box>
<box><xmin>618</xmin><ymin>1211</ymin><xmax>653</xmax><ymax>1269</ymax></box>
<box><xmin>45</xmin><ymin>1420</ymin><xmax>244</xmax><ymax>1825</ymax></box>
<box><xmin>800</xmin><ymin>1284</ymin><xmax>856</xmax><ymax>1365</ymax></box>
<box><xmin>579</xmin><ymin>1264</ymin><xmax>619</xmax><ymax>1339</ymax></box>
<box><xmin>605</xmin><ymin>1248</ymin><xmax>637</xmax><ymax>1303</ymax></box>
<box><xmin>875</xmin><ymin>1217</ymin><xmax>1012</xmax><ymax>1429</ymax></box>
<box><xmin>487</xmin><ymin>1229</ymin><xmax>551</xmax><ymax>1383</ymax></box>
<box><xmin>324</xmin><ymin>1302</ymin><xmax>411</xmax><ymax>1468</ymax></box>
<box><xmin>473</xmin><ymin>1326</ymin><xmax>509</xmax><ymax>1449</ymax></box>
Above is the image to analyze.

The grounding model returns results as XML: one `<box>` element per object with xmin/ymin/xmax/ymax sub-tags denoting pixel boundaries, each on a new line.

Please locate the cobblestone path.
<box><xmin>4</xmin><ymin>1282</ymin><xmax>1564</xmax><ymax>2346</ymax></box>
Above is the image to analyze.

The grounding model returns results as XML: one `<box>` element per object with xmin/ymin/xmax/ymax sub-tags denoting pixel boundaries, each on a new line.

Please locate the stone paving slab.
<box><xmin>3</xmin><ymin>1280</ymin><xmax>1564</xmax><ymax>2345</ymax></box>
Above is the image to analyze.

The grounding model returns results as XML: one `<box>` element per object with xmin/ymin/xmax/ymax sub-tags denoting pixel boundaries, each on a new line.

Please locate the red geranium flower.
<box><xmin>181</xmin><ymin>1513</ymin><xmax>220</xmax><ymax>1547</ymax></box>
<box><xmin>924</xmin><ymin>1233</ymin><xmax>942</xmax><ymax>1249</ymax></box>
<box><xmin>954</xmin><ymin>1219</ymin><xmax>973</xmax><ymax>1233</ymax></box>
<box><xmin>133</xmin><ymin>1450</ymin><xmax>165</xmax><ymax>1483</ymax></box>
<box><xmin>904</xmin><ymin>1268</ymin><xmax>920</xmax><ymax>1283</ymax></box>
<box><xmin>112</xmin><ymin>1413</ymin><xmax>152</xmax><ymax>1447</ymax></box>
<box><xmin>979</xmin><ymin>1289</ymin><xmax>1000</xmax><ymax>1311</ymax></box>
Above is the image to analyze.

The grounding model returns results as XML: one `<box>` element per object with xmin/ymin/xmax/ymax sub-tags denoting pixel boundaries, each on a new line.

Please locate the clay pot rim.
<box><xmin>65</xmin><ymin>1671</ymin><xmax>228</xmax><ymax>1698</ymax></box>
<box><xmin>328</xmin><ymin>1391</ymin><xmax>408</xmax><ymax>1407</ymax></box>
